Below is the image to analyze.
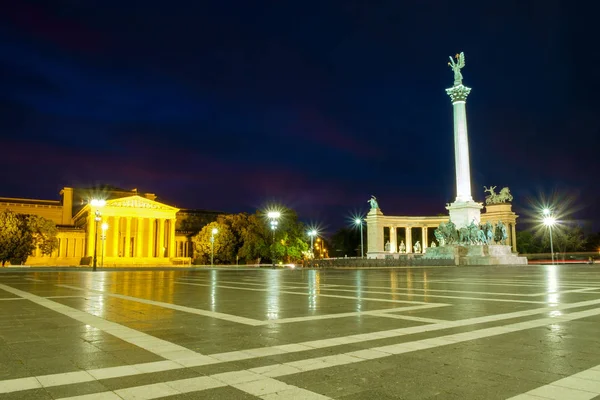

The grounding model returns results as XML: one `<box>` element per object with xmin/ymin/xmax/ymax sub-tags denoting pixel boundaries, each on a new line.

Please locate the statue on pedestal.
<box><xmin>494</xmin><ymin>221</ymin><xmax>508</xmax><ymax>245</ymax></box>
<box><xmin>384</xmin><ymin>241</ymin><xmax>391</xmax><ymax>252</ymax></box>
<box><xmin>413</xmin><ymin>241</ymin><xmax>421</xmax><ymax>253</ymax></box>
<box><xmin>399</xmin><ymin>240</ymin><xmax>406</xmax><ymax>253</ymax></box>
<box><xmin>368</xmin><ymin>195</ymin><xmax>379</xmax><ymax>210</ymax></box>
<box><xmin>448</xmin><ymin>52</ymin><xmax>465</xmax><ymax>86</ymax></box>
<box><xmin>431</xmin><ymin>241</ymin><xmax>437</xmax><ymax>248</ymax></box>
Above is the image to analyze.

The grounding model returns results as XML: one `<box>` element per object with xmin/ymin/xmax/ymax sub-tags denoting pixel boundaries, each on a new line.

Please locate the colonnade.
<box><xmin>87</xmin><ymin>214</ymin><xmax>177</xmax><ymax>259</ymax></box>
<box><xmin>385</xmin><ymin>226</ymin><xmax>434</xmax><ymax>254</ymax></box>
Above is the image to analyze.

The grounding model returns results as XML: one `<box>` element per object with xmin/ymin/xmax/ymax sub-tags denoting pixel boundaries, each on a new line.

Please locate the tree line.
<box><xmin>191</xmin><ymin>208</ymin><xmax>309</xmax><ymax>264</ymax></box>
<box><xmin>516</xmin><ymin>225</ymin><xmax>599</xmax><ymax>255</ymax></box>
<box><xmin>0</xmin><ymin>210</ymin><xmax>58</xmax><ymax>266</ymax></box>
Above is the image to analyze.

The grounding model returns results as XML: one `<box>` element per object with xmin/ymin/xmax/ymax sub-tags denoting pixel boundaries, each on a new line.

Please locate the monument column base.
<box><xmin>446</xmin><ymin>201</ymin><xmax>483</xmax><ymax>229</ymax></box>
<box><xmin>424</xmin><ymin>245</ymin><xmax>528</xmax><ymax>266</ymax></box>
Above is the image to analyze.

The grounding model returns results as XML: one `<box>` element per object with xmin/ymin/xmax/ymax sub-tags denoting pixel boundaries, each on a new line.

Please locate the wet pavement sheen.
<box><xmin>0</xmin><ymin>265</ymin><xmax>600</xmax><ymax>399</ymax></box>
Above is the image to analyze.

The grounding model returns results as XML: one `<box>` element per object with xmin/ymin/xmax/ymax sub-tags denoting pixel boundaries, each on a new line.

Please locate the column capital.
<box><xmin>446</xmin><ymin>84</ymin><xmax>471</xmax><ymax>103</ymax></box>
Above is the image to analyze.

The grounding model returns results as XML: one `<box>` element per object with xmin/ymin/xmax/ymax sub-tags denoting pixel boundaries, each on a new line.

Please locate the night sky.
<box><xmin>1</xmin><ymin>1</ymin><xmax>599</xmax><ymax>234</ymax></box>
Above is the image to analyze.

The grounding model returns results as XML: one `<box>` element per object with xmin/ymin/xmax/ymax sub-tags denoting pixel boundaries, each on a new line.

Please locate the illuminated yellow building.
<box><xmin>0</xmin><ymin>186</ymin><xmax>221</xmax><ymax>267</ymax></box>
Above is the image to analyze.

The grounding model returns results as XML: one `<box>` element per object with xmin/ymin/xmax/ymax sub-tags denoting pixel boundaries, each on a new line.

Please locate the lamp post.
<box><xmin>101</xmin><ymin>223</ymin><xmax>109</xmax><ymax>268</ymax></box>
<box><xmin>308</xmin><ymin>230</ymin><xmax>317</xmax><ymax>259</ymax></box>
<box><xmin>210</xmin><ymin>228</ymin><xmax>218</xmax><ymax>267</ymax></box>
<box><xmin>90</xmin><ymin>199</ymin><xmax>106</xmax><ymax>271</ymax></box>
<box><xmin>268</xmin><ymin>211</ymin><xmax>281</xmax><ymax>267</ymax></box>
<box><xmin>355</xmin><ymin>217</ymin><xmax>364</xmax><ymax>258</ymax></box>
<box><xmin>543</xmin><ymin>208</ymin><xmax>556</xmax><ymax>265</ymax></box>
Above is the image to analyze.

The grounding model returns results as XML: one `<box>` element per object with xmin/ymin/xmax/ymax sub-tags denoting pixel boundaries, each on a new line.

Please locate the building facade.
<box><xmin>0</xmin><ymin>186</ymin><xmax>220</xmax><ymax>266</ymax></box>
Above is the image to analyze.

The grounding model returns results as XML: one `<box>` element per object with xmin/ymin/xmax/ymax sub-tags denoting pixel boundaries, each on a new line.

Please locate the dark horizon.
<box><xmin>1</xmin><ymin>1</ymin><xmax>599</xmax><ymax>235</ymax></box>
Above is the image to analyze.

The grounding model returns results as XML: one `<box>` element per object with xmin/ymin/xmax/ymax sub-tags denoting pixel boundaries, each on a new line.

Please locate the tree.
<box><xmin>267</xmin><ymin>208</ymin><xmax>309</xmax><ymax>263</ymax></box>
<box><xmin>237</xmin><ymin>213</ymin><xmax>270</xmax><ymax>262</ymax></box>
<box><xmin>584</xmin><ymin>232</ymin><xmax>600</xmax><ymax>252</ymax></box>
<box><xmin>0</xmin><ymin>210</ymin><xmax>58</xmax><ymax>266</ymax></box>
<box><xmin>540</xmin><ymin>225</ymin><xmax>587</xmax><ymax>254</ymax></box>
<box><xmin>0</xmin><ymin>210</ymin><xmax>20</xmax><ymax>266</ymax></box>
<box><xmin>28</xmin><ymin>215</ymin><xmax>59</xmax><ymax>256</ymax></box>
<box><xmin>330</xmin><ymin>227</ymin><xmax>361</xmax><ymax>257</ymax></box>
<box><xmin>191</xmin><ymin>221</ymin><xmax>237</xmax><ymax>264</ymax></box>
<box><xmin>515</xmin><ymin>230</ymin><xmax>542</xmax><ymax>254</ymax></box>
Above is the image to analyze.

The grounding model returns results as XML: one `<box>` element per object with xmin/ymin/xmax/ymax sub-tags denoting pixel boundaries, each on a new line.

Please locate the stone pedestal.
<box><xmin>366</xmin><ymin>208</ymin><xmax>384</xmax><ymax>258</ymax></box>
<box><xmin>424</xmin><ymin>244</ymin><xmax>527</xmax><ymax>266</ymax></box>
<box><xmin>446</xmin><ymin>201</ymin><xmax>483</xmax><ymax>230</ymax></box>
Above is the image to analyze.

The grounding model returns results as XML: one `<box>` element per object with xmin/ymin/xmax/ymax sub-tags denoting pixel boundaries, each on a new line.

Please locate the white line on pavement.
<box><xmin>54</xmin><ymin>306</ymin><xmax>600</xmax><ymax>400</ymax></box>
<box><xmin>3</xmin><ymin>297</ymin><xmax>600</xmax><ymax>395</ymax></box>
<box><xmin>0</xmin><ymin>284</ymin><xmax>207</xmax><ymax>365</ymax></box>
<box><xmin>506</xmin><ymin>363</ymin><xmax>600</xmax><ymax>399</ymax></box>
<box><xmin>57</xmin><ymin>283</ymin><xmax>449</xmax><ymax>325</ymax></box>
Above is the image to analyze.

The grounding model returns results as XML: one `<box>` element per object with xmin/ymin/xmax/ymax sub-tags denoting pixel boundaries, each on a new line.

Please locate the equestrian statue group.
<box><xmin>434</xmin><ymin>220</ymin><xmax>508</xmax><ymax>247</ymax></box>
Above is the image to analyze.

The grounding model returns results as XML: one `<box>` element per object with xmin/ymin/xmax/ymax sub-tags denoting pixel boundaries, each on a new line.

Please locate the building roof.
<box><xmin>0</xmin><ymin>197</ymin><xmax>61</xmax><ymax>206</ymax></box>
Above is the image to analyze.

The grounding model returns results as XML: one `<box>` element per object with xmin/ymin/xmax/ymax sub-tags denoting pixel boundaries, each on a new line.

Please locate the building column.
<box><xmin>390</xmin><ymin>227</ymin><xmax>397</xmax><ymax>253</ymax></box>
<box><xmin>406</xmin><ymin>227</ymin><xmax>413</xmax><ymax>253</ymax></box>
<box><xmin>422</xmin><ymin>227</ymin><xmax>428</xmax><ymax>251</ymax></box>
<box><xmin>147</xmin><ymin>218</ymin><xmax>155</xmax><ymax>257</ymax></box>
<box><xmin>87</xmin><ymin>212</ymin><xmax>96</xmax><ymax>257</ymax></box>
<box><xmin>112</xmin><ymin>216</ymin><xmax>120</xmax><ymax>257</ymax></box>
<box><xmin>168</xmin><ymin>219</ymin><xmax>176</xmax><ymax>258</ymax></box>
<box><xmin>158</xmin><ymin>218</ymin><xmax>165</xmax><ymax>258</ymax></box>
<box><xmin>136</xmin><ymin>218</ymin><xmax>144</xmax><ymax>258</ymax></box>
<box><xmin>59</xmin><ymin>237</ymin><xmax>66</xmax><ymax>258</ymax></box>
<box><xmin>124</xmin><ymin>217</ymin><xmax>132</xmax><ymax>258</ymax></box>
<box><xmin>511</xmin><ymin>222</ymin><xmax>517</xmax><ymax>253</ymax></box>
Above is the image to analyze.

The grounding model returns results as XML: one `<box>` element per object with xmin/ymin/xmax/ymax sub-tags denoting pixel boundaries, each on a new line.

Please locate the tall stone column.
<box><xmin>147</xmin><ymin>218</ymin><xmax>155</xmax><ymax>257</ymax></box>
<box><xmin>158</xmin><ymin>218</ymin><xmax>165</xmax><ymax>258</ymax></box>
<box><xmin>124</xmin><ymin>217</ymin><xmax>132</xmax><ymax>258</ymax></box>
<box><xmin>390</xmin><ymin>227</ymin><xmax>397</xmax><ymax>253</ymax></box>
<box><xmin>422</xmin><ymin>227</ymin><xmax>428</xmax><ymax>250</ymax></box>
<box><xmin>136</xmin><ymin>218</ymin><xmax>144</xmax><ymax>258</ymax></box>
<box><xmin>511</xmin><ymin>223</ymin><xmax>517</xmax><ymax>253</ymax></box>
<box><xmin>406</xmin><ymin>227</ymin><xmax>413</xmax><ymax>254</ymax></box>
<box><xmin>112</xmin><ymin>216</ymin><xmax>120</xmax><ymax>257</ymax></box>
<box><xmin>445</xmin><ymin>66</ymin><xmax>483</xmax><ymax>229</ymax></box>
<box><xmin>168</xmin><ymin>219</ymin><xmax>176</xmax><ymax>258</ymax></box>
<box><xmin>87</xmin><ymin>212</ymin><xmax>96</xmax><ymax>257</ymax></box>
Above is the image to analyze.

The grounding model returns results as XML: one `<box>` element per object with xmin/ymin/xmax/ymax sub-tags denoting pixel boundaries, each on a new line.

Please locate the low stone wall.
<box><xmin>424</xmin><ymin>245</ymin><xmax>528</xmax><ymax>266</ymax></box>
<box><xmin>304</xmin><ymin>257</ymin><xmax>455</xmax><ymax>268</ymax></box>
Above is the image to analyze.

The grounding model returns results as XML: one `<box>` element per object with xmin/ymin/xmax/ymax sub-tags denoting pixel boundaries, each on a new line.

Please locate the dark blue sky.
<box><xmin>1</xmin><ymin>1</ymin><xmax>598</xmax><ymax>233</ymax></box>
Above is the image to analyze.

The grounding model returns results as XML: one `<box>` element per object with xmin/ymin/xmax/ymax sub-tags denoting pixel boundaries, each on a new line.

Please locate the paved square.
<box><xmin>1</xmin><ymin>265</ymin><xmax>600</xmax><ymax>399</ymax></box>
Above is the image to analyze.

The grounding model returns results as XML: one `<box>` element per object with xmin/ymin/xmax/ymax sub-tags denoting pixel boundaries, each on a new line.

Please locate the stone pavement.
<box><xmin>0</xmin><ymin>265</ymin><xmax>599</xmax><ymax>399</ymax></box>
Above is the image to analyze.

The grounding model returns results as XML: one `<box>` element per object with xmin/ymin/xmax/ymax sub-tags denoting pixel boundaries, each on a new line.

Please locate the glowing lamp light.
<box><xmin>101</xmin><ymin>223</ymin><xmax>109</xmax><ymax>231</ymax></box>
<box><xmin>267</xmin><ymin>211</ymin><xmax>281</xmax><ymax>219</ymax></box>
<box><xmin>543</xmin><ymin>216</ymin><xmax>556</xmax><ymax>226</ymax></box>
<box><xmin>212</xmin><ymin>228</ymin><xmax>218</xmax><ymax>235</ymax></box>
<box><xmin>90</xmin><ymin>199</ymin><xmax>106</xmax><ymax>207</ymax></box>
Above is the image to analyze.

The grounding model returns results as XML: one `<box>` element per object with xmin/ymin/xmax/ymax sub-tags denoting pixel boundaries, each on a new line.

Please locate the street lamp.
<box><xmin>355</xmin><ymin>217</ymin><xmax>364</xmax><ymax>258</ymax></box>
<box><xmin>90</xmin><ymin>199</ymin><xmax>106</xmax><ymax>271</ymax></box>
<box><xmin>210</xmin><ymin>228</ymin><xmax>218</xmax><ymax>267</ymax></box>
<box><xmin>308</xmin><ymin>229</ymin><xmax>317</xmax><ymax>259</ymax></box>
<box><xmin>543</xmin><ymin>208</ymin><xmax>556</xmax><ymax>265</ymax></box>
<box><xmin>101</xmin><ymin>223</ymin><xmax>109</xmax><ymax>268</ymax></box>
<box><xmin>268</xmin><ymin>211</ymin><xmax>281</xmax><ymax>267</ymax></box>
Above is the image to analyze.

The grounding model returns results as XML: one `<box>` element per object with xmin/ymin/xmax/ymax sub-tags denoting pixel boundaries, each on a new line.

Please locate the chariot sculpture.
<box><xmin>483</xmin><ymin>186</ymin><xmax>513</xmax><ymax>205</ymax></box>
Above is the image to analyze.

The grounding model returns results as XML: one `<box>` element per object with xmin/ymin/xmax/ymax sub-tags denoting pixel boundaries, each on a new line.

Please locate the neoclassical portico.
<box><xmin>76</xmin><ymin>195</ymin><xmax>180</xmax><ymax>265</ymax></box>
